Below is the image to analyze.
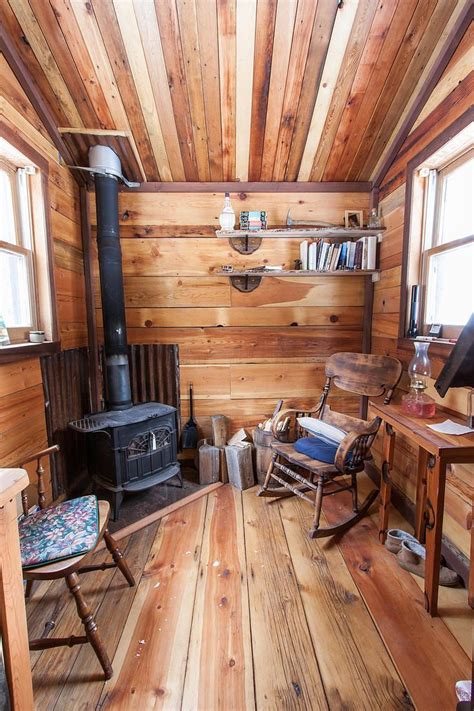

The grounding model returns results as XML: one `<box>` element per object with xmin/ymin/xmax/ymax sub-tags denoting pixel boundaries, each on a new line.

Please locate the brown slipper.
<box><xmin>397</xmin><ymin>540</ymin><xmax>460</xmax><ymax>587</ymax></box>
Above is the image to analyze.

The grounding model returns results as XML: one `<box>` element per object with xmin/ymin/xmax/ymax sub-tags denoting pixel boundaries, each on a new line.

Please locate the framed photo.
<box><xmin>344</xmin><ymin>210</ymin><xmax>364</xmax><ymax>229</ymax></box>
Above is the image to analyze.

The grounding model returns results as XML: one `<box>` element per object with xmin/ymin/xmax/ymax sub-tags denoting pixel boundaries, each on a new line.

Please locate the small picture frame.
<box><xmin>344</xmin><ymin>210</ymin><xmax>364</xmax><ymax>229</ymax></box>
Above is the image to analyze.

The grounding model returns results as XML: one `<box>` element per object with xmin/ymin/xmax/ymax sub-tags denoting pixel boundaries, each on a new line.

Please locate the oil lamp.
<box><xmin>401</xmin><ymin>342</ymin><xmax>436</xmax><ymax>418</ymax></box>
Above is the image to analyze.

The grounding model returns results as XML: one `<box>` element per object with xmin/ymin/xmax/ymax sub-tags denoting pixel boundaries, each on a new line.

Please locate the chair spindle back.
<box><xmin>318</xmin><ymin>352</ymin><xmax>402</xmax><ymax>416</ymax></box>
<box><xmin>16</xmin><ymin>445</ymin><xmax>60</xmax><ymax>516</ymax></box>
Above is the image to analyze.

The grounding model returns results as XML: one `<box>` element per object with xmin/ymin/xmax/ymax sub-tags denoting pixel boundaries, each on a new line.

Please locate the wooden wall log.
<box><xmin>89</xmin><ymin>190</ymin><xmax>370</xmax><ymax>436</ymax></box>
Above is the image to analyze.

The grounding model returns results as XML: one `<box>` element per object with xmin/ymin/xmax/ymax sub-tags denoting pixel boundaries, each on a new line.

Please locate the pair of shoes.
<box><xmin>397</xmin><ymin>539</ymin><xmax>460</xmax><ymax>587</ymax></box>
<box><xmin>384</xmin><ymin>528</ymin><xmax>418</xmax><ymax>554</ymax></box>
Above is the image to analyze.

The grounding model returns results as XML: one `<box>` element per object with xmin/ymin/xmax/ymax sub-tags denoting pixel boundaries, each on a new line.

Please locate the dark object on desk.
<box><xmin>434</xmin><ymin>313</ymin><xmax>474</xmax><ymax>396</ymax></box>
<box><xmin>428</xmin><ymin>323</ymin><xmax>442</xmax><ymax>338</ymax></box>
<box><xmin>435</xmin><ymin>313</ymin><xmax>474</xmax><ymax>427</ymax></box>
<box><xmin>182</xmin><ymin>383</ymin><xmax>198</xmax><ymax>449</ymax></box>
<box><xmin>406</xmin><ymin>284</ymin><xmax>420</xmax><ymax>338</ymax></box>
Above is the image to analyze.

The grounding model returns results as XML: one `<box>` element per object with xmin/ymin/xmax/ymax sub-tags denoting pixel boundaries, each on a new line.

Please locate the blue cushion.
<box><xmin>19</xmin><ymin>495</ymin><xmax>99</xmax><ymax>570</ymax></box>
<box><xmin>294</xmin><ymin>435</ymin><xmax>353</xmax><ymax>465</ymax></box>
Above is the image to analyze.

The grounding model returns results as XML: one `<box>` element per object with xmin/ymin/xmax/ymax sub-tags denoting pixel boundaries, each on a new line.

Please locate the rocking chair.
<box><xmin>258</xmin><ymin>352</ymin><xmax>402</xmax><ymax>538</ymax></box>
<box><xmin>17</xmin><ymin>445</ymin><xmax>135</xmax><ymax>680</ymax></box>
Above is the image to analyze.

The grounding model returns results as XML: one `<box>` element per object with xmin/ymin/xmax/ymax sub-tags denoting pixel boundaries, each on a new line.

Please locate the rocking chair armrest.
<box><xmin>271</xmin><ymin>404</ymin><xmax>323</xmax><ymax>441</ymax></box>
<box><xmin>334</xmin><ymin>417</ymin><xmax>381</xmax><ymax>472</ymax></box>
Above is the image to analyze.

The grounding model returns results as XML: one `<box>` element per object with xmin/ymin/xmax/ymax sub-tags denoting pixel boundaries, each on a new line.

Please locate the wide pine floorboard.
<box><xmin>27</xmin><ymin>482</ymin><xmax>470</xmax><ymax>710</ymax></box>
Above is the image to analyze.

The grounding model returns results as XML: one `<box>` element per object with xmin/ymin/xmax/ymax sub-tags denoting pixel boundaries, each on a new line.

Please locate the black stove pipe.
<box><xmin>94</xmin><ymin>173</ymin><xmax>133</xmax><ymax>411</ymax></box>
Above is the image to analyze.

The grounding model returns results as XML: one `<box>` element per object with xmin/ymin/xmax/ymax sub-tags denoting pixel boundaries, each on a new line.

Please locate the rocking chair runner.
<box><xmin>258</xmin><ymin>352</ymin><xmax>402</xmax><ymax>538</ymax></box>
<box><xmin>16</xmin><ymin>445</ymin><xmax>135</xmax><ymax>680</ymax></box>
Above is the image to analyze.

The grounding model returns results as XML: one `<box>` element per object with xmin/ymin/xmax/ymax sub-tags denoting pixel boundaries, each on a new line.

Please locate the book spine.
<box><xmin>367</xmin><ymin>234</ymin><xmax>377</xmax><ymax>270</ymax></box>
<box><xmin>300</xmin><ymin>240</ymin><xmax>309</xmax><ymax>270</ymax></box>
<box><xmin>354</xmin><ymin>240</ymin><xmax>363</xmax><ymax>269</ymax></box>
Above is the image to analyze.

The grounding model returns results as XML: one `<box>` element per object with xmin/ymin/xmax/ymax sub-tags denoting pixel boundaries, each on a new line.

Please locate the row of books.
<box><xmin>299</xmin><ymin>235</ymin><xmax>377</xmax><ymax>272</ymax></box>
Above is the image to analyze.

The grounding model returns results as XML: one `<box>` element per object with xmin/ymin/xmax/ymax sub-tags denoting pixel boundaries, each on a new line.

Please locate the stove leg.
<box><xmin>111</xmin><ymin>491</ymin><xmax>123</xmax><ymax>521</ymax></box>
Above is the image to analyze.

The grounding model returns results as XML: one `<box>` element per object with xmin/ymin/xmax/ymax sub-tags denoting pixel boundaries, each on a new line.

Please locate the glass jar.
<box><xmin>367</xmin><ymin>208</ymin><xmax>381</xmax><ymax>229</ymax></box>
<box><xmin>401</xmin><ymin>341</ymin><xmax>436</xmax><ymax>417</ymax></box>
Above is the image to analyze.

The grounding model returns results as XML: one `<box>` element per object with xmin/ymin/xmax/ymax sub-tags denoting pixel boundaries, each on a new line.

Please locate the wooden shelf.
<box><xmin>217</xmin><ymin>269</ymin><xmax>378</xmax><ymax>277</ymax></box>
<box><xmin>216</xmin><ymin>226</ymin><xmax>385</xmax><ymax>254</ymax></box>
<box><xmin>217</xmin><ymin>269</ymin><xmax>379</xmax><ymax>292</ymax></box>
<box><xmin>216</xmin><ymin>227</ymin><xmax>385</xmax><ymax>239</ymax></box>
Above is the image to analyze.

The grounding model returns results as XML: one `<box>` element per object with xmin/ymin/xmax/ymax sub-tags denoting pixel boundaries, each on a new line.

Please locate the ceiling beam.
<box><xmin>119</xmin><ymin>181</ymin><xmax>373</xmax><ymax>193</ymax></box>
<box><xmin>0</xmin><ymin>20</ymin><xmax>85</xmax><ymax>185</ymax></box>
<box><xmin>372</xmin><ymin>2</ymin><xmax>474</xmax><ymax>189</ymax></box>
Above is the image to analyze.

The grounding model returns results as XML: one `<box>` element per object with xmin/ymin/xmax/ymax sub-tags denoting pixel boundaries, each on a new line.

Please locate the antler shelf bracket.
<box><xmin>228</xmin><ymin>274</ymin><xmax>262</xmax><ymax>292</ymax></box>
<box><xmin>227</xmin><ymin>235</ymin><xmax>262</xmax><ymax>254</ymax></box>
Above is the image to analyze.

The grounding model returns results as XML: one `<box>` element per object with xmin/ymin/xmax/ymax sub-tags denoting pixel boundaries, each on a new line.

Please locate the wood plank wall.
<box><xmin>89</xmin><ymin>191</ymin><xmax>370</xmax><ymax>437</ymax></box>
<box><xmin>369</xmin><ymin>29</ymin><xmax>473</xmax><ymax>557</ymax></box>
<box><xmin>0</xmin><ymin>53</ymin><xmax>87</xmax><ymax>503</ymax></box>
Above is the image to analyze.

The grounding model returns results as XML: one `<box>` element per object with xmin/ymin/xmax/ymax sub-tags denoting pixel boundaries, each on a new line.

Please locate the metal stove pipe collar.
<box><xmin>88</xmin><ymin>145</ymin><xmax>122</xmax><ymax>181</ymax></box>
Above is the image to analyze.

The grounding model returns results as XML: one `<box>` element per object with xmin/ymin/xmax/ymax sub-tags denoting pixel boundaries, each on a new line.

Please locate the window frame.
<box><xmin>0</xmin><ymin>122</ymin><xmax>59</xmax><ymax>362</ymax></box>
<box><xmin>431</xmin><ymin>148</ymin><xmax>474</xmax><ymax>249</ymax></box>
<box><xmin>419</xmin><ymin>148</ymin><xmax>474</xmax><ymax>335</ymax></box>
<box><xmin>397</xmin><ymin>109</ymin><xmax>473</xmax><ymax>358</ymax></box>
<box><xmin>0</xmin><ymin>158</ymin><xmax>39</xmax><ymax>340</ymax></box>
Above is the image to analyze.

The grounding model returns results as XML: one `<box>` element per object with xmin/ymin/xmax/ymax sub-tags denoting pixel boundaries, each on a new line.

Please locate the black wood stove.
<box><xmin>70</xmin><ymin>403</ymin><xmax>181</xmax><ymax>518</ymax></box>
<box><xmin>69</xmin><ymin>146</ymin><xmax>180</xmax><ymax>519</ymax></box>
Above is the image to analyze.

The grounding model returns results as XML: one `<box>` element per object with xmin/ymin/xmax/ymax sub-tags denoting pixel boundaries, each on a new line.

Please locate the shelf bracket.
<box><xmin>228</xmin><ymin>234</ymin><xmax>262</xmax><ymax>254</ymax></box>
<box><xmin>229</xmin><ymin>274</ymin><xmax>262</xmax><ymax>292</ymax></box>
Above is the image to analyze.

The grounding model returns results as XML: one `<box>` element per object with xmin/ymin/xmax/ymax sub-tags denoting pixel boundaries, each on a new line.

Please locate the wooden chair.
<box><xmin>17</xmin><ymin>445</ymin><xmax>135</xmax><ymax>680</ymax></box>
<box><xmin>258</xmin><ymin>352</ymin><xmax>402</xmax><ymax>538</ymax></box>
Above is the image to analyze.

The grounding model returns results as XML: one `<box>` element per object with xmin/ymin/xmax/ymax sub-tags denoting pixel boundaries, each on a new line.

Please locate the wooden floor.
<box><xmin>27</xmin><ymin>477</ymin><xmax>470</xmax><ymax>710</ymax></box>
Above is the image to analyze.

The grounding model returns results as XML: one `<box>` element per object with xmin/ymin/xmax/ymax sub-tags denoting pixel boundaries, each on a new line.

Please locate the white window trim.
<box><xmin>418</xmin><ymin>147</ymin><xmax>473</xmax><ymax>334</ymax></box>
<box><xmin>0</xmin><ymin>160</ymin><xmax>39</xmax><ymax>341</ymax></box>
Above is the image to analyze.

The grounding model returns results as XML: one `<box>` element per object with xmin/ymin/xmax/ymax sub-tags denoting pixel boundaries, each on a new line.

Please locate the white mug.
<box><xmin>29</xmin><ymin>330</ymin><xmax>45</xmax><ymax>343</ymax></box>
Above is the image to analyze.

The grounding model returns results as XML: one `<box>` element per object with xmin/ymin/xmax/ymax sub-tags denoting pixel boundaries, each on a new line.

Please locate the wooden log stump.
<box><xmin>253</xmin><ymin>428</ymin><xmax>276</xmax><ymax>485</ymax></box>
<box><xmin>219</xmin><ymin>448</ymin><xmax>228</xmax><ymax>484</ymax></box>
<box><xmin>198</xmin><ymin>440</ymin><xmax>220</xmax><ymax>485</ymax></box>
<box><xmin>209</xmin><ymin>415</ymin><xmax>230</xmax><ymax>482</ymax></box>
<box><xmin>211</xmin><ymin>415</ymin><xmax>228</xmax><ymax>448</ymax></box>
<box><xmin>225</xmin><ymin>444</ymin><xmax>255</xmax><ymax>490</ymax></box>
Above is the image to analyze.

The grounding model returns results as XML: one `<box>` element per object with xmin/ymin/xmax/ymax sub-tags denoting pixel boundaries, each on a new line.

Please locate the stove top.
<box><xmin>69</xmin><ymin>402</ymin><xmax>176</xmax><ymax>432</ymax></box>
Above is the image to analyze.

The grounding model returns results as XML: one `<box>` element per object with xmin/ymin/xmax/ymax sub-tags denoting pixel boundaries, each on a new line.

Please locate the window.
<box><xmin>0</xmin><ymin>130</ymin><xmax>57</xmax><ymax>353</ymax></box>
<box><xmin>422</xmin><ymin>149</ymin><xmax>474</xmax><ymax>329</ymax></box>
<box><xmin>0</xmin><ymin>161</ymin><xmax>38</xmax><ymax>340</ymax></box>
<box><xmin>403</xmin><ymin>120</ymin><xmax>474</xmax><ymax>341</ymax></box>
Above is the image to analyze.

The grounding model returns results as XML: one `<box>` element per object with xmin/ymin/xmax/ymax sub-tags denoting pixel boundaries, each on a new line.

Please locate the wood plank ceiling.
<box><xmin>0</xmin><ymin>0</ymin><xmax>464</xmax><ymax>183</ymax></box>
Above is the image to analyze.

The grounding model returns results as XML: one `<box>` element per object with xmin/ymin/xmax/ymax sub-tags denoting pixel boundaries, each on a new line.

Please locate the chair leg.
<box><xmin>65</xmin><ymin>572</ymin><xmax>113</xmax><ymax>680</ymax></box>
<box><xmin>310</xmin><ymin>478</ymin><xmax>325</xmax><ymax>537</ymax></box>
<box><xmin>25</xmin><ymin>579</ymin><xmax>34</xmax><ymax>599</ymax></box>
<box><xmin>103</xmin><ymin>529</ymin><xmax>135</xmax><ymax>587</ymax></box>
<box><xmin>351</xmin><ymin>473</ymin><xmax>359</xmax><ymax>513</ymax></box>
<box><xmin>261</xmin><ymin>452</ymin><xmax>278</xmax><ymax>491</ymax></box>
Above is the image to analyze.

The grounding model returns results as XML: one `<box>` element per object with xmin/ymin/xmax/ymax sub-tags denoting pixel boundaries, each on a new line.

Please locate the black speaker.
<box><xmin>407</xmin><ymin>285</ymin><xmax>419</xmax><ymax>338</ymax></box>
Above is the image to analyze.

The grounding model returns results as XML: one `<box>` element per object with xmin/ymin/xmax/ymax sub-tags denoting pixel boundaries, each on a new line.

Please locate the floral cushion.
<box><xmin>19</xmin><ymin>495</ymin><xmax>99</xmax><ymax>570</ymax></box>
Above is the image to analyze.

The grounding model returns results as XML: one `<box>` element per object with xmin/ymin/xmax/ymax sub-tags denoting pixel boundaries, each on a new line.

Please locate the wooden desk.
<box><xmin>370</xmin><ymin>401</ymin><xmax>474</xmax><ymax>617</ymax></box>
<box><xmin>0</xmin><ymin>468</ymin><xmax>34</xmax><ymax>710</ymax></box>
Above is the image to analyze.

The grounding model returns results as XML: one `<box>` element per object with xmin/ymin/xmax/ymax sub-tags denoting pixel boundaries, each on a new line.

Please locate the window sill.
<box><xmin>0</xmin><ymin>340</ymin><xmax>60</xmax><ymax>363</ymax></box>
